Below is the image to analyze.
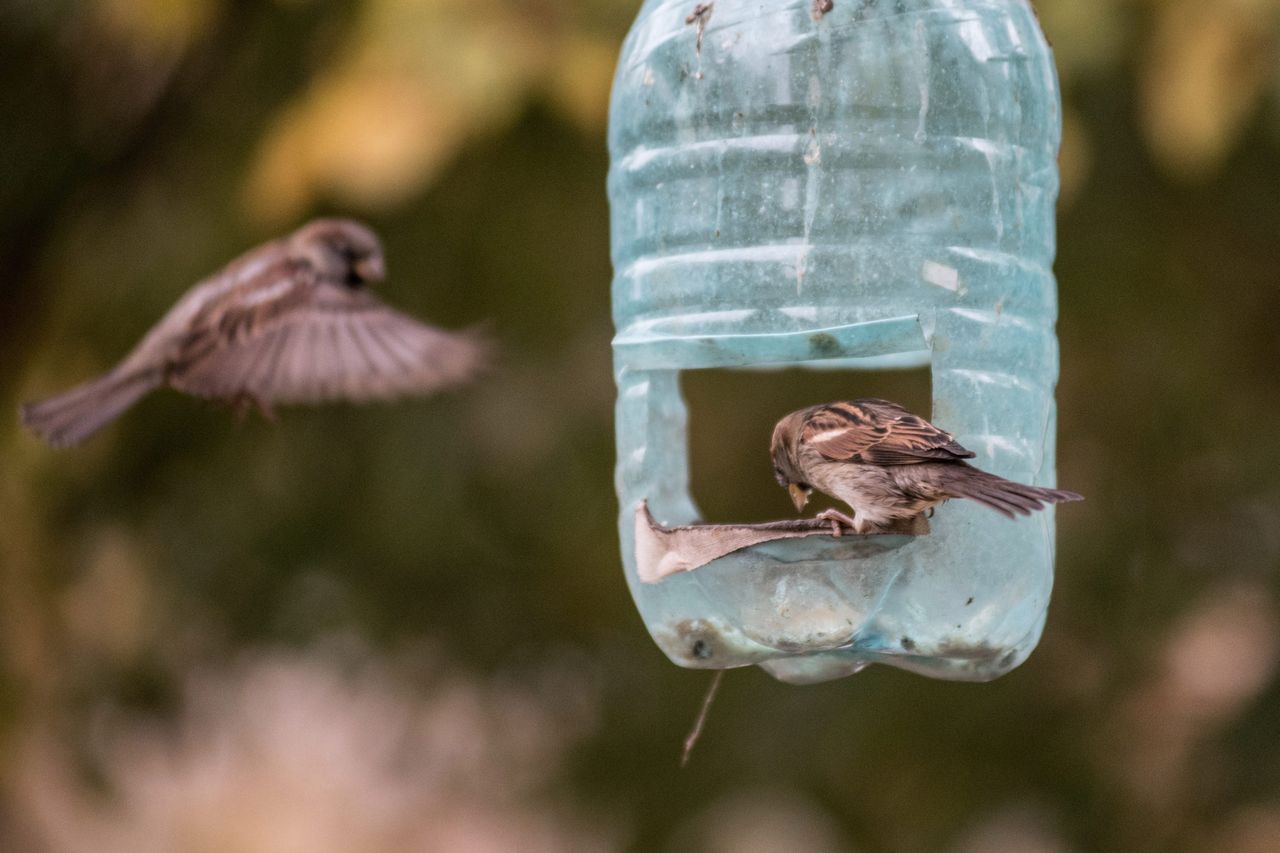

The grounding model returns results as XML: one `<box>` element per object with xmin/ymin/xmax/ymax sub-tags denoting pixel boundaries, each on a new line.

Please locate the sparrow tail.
<box><xmin>942</xmin><ymin>464</ymin><xmax>1083</xmax><ymax>518</ymax></box>
<box><xmin>20</xmin><ymin>368</ymin><xmax>163</xmax><ymax>448</ymax></box>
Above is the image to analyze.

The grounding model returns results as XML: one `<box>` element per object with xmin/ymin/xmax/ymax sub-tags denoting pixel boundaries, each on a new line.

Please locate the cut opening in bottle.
<box><xmin>682</xmin><ymin>364</ymin><xmax>934</xmax><ymax>525</ymax></box>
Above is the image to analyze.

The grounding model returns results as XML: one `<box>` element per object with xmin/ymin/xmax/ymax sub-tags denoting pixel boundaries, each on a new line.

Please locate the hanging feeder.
<box><xmin>609</xmin><ymin>0</ymin><xmax>1064</xmax><ymax>684</ymax></box>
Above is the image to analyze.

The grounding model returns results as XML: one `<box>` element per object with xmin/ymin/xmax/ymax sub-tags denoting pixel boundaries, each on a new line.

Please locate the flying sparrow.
<box><xmin>21</xmin><ymin>219</ymin><xmax>490</xmax><ymax>447</ymax></box>
<box><xmin>770</xmin><ymin>398</ymin><xmax>1082</xmax><ymax>534</ymax></box>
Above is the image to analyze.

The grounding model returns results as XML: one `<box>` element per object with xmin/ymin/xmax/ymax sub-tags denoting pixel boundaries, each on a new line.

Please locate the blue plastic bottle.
<box><xmin>609</xmin><ymin>0</ymin><xmax>1063</xmax><ymax>684</ymax></box>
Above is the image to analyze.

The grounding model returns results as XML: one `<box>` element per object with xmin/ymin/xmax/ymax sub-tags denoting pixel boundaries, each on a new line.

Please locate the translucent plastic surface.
<box><xmin>609</xmin><ymin>0</ymin><xmax>1063</xmax><ymax>684</ymax></box>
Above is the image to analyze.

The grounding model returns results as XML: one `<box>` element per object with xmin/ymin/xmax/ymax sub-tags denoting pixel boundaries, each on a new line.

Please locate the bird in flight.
<box><xmin>770</xmin><ymin>398</ymin><xmax>1082</xmax><ymax>534</ymax></box>
<box><xmin>21</xmin><ymin>218</ymin><xmax>490</xmax><ymax>447</ymax></box>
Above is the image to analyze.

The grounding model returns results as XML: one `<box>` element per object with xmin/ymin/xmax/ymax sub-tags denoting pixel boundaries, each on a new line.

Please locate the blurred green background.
<box><xmin>2</xmin><ymin>0</ymin><xmax>1279</xmax><ymax>850</ymax></box>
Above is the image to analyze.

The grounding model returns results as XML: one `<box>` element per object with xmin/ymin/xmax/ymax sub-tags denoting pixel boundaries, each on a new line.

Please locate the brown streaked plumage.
<box><xmin>20</xmin><ymin>219</ymin><xmax>490</xmax><ymax>448</ymax></box>
<box><xmin>770</xmin><ymin>398</ymin><xmax>1082</xmax><ymax>534</ymax></box>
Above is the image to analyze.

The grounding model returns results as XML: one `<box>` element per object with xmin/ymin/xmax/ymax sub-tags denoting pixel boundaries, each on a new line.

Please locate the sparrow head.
<box><xmin>289</xmin><ymin>218</ymin><xmax>386</xmax><ymax>286</ymax></box>
<box><xmin>770</xmin><ymin>409</ymin><xmax>812</xmax><ymax>512</ymax></box>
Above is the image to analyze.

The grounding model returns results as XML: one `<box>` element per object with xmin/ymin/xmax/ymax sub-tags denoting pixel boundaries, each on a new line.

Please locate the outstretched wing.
<box><xmin>170</xmin><ymin>266</ymin><xmax>488</xmax><ymax>404</ymax></box>
<box><xmin>800</xmin><ymin>398</ymin><xmax>975</xmax><ymax>465</ymax></box>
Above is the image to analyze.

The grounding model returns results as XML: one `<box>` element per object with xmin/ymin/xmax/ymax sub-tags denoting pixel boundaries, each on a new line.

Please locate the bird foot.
<box><xmin>816</xmin><ymin>509</ymin><xmax>858</xmax><ymax>537</ymax></box>
<box><xmin>230</xmin><ymin>392</ymin><xmax>277</xmax><ymax>424</ymax></box>
<box><xmin>255</xmin><ymin>396</ymin><xmax>278</xmax><ymax>423</ymax></box>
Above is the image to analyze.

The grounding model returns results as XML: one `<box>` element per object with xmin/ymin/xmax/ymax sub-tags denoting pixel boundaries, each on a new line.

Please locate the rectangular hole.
<box><xmin>681</xmin><ymin>365</ymin><xmax>933</xmax><ymax>524</ymax></box>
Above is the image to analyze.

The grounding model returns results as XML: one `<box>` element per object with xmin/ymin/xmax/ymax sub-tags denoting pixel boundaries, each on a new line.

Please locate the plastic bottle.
<box><xmin>609</xmin><ymin>0</ymin><xmax>1063</xmax><ymax>684</ymax></box>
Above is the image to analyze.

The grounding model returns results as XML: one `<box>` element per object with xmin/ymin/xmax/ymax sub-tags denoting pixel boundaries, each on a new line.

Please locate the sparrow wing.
<box><xmin>170</xmin><ymin>262</ymin><xmax>488</xmax><ymax>404</ymax></box>
<box><xmin>801</xmin><ymin>399</ymin><xmax>975</xmax><ymax>465</ymax></box>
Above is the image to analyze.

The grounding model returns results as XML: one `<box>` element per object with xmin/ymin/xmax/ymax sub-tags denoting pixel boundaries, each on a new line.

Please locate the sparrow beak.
<box><xmin>354</xmin><ymin>255</ymin><xmax>385</xmax><ymax>282</ymax></box>
<box><xmin>788</xmin><ymin>483</ymin><xmax>810</xmax><ymax>512</ymax></box>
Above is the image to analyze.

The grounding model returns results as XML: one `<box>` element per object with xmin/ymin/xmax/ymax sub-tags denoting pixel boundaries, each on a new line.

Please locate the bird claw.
<box><xmin>254</xmin><ymin>396</ymin><xmax>278</xmax><ymax>424</ymax></box>
<box><xmin>816</xmin><ymin>509</ymin><xmax>858</xmax><ymax>538</ymax></box>
<box><xmin>230</xmin><ymin>392</ymin><xmax>277</xmax><ymax>424</ymax></box>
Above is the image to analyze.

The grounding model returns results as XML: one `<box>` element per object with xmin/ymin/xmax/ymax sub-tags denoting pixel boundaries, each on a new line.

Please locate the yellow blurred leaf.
<box><xmin>246</xmin><ymin>72</ymin><xmax>471</xmax><ymax>221</ymax></box>
<box><xmin>1034</xmin><ymin>0</ymin><xmax>1127</xmax><ymax>84</ymax></box>
<box><xmin>87</xmin><ymin>0</ymin><xmax>221</xmax><ymax>56</ymax></box>
<box><xmin>1140</xmin><ymin>0</ymin><xmax>1280</xmax><ymax>180</ymax></box>
<box><xmin>244</xmin><ymin>0</ymin><xmax>562</xmax><ymax>222</ymax></box>
<box><xmin>544</xmin><ymin>34</ymin><xmax>619</xmax><ymax>133</ymax></box>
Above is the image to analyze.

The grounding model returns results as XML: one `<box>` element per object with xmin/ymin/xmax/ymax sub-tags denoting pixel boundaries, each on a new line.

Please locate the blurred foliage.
<box><xmin>243</xmin><ymin>0</ymin><xmax>622</xmax><ymax>220</ymax></box>
<box><xmin>1</xmin><ymin>0</ymin><xmax>1279</xmax><ymax>851</ymax></box>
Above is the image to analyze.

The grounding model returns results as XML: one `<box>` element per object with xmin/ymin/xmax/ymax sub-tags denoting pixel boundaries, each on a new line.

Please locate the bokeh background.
<box><xmin>2</xmin><ymin>0</ymin><xmax>1279</xmax><ymax>850</ymax></box>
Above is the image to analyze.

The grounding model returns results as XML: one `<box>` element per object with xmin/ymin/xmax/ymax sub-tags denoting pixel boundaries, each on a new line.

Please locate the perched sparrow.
<box><xmin>21</xmin><ymin>219</ymin><xmax>489</xmax><ymax>447</ymax></box>
<box><xmin>770</xmin><ymin>398</ymin><xmax>1082</xmax><ymax>534</ymax></box>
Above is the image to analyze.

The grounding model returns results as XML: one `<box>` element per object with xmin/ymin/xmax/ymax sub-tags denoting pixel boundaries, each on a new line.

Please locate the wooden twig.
<box><xmin>680</xmin><ymin>669</ymin><xmax>725</xmax><ymax>768</ymax></box>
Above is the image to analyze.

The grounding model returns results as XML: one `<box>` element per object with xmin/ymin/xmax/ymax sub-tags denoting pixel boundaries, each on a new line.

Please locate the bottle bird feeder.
<box><xmin>609</xmin><ymin>0</ymin><xmax>1064</xmax><ymax>684</ymax></box>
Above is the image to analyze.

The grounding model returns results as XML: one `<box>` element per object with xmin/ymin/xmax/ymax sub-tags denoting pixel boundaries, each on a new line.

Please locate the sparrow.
<box><xmin>770</xmin><ymin>398</ymin><xmax>1082</xmax><ymax>534</ymax></box>
<box><xmin>20</xmin><ymin>219</ymin><xmax>490</xmax><ymax>447</ymax></box>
